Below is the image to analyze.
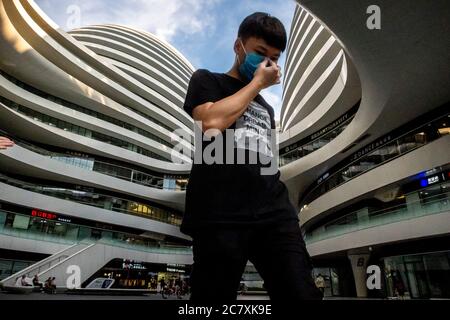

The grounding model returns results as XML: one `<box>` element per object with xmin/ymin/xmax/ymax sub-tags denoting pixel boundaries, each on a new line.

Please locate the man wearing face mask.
<box><xmin>182</xmin><ymin>12</ymin><xmax>322</xmax><ymax>302</ymax></box>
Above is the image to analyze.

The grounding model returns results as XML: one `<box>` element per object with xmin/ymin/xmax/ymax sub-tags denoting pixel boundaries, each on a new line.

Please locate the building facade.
<box><xmin>0</xmin><ymin>0</ymin><xmax>194</xmax><ymax>288</ymax></box>
<box><xmin>1</xmin><ymin>0</ymin><xmax>449</xmax><ymax>297</ymax></box>
<box><xmin>279</xmin><ymin>0</ymin><xmax>450</xmax><ymax>299</ymax></box>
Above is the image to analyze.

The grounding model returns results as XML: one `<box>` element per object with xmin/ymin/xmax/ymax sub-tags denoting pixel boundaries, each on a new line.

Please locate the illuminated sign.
<box><xmin>166</xmin><ymin>268</ymin><xmax>185</xmax><ymax>273</ymax></box>
<box><xmin>420</xmin><ymin>175</ymin><xmax>440</xmax><ymax>187</ymax></box>
<box><xmin>166</xmin><ymin>263</ymin><xmax>186</xmax><ymax>273</ymax></box>
<box><xmin>31</xmin><ymin>209</ymin><xmax>72</xmax><ymax>223</ymax></box>
<box><xmin>317</xmin><ymin>172</ymin><xmax>330</xmax><ymax>185</ymax></box>
<box><xmin>428</xmin><ymin>176</ymin><xmax>439</xmax><ymax>185</ymax></box>
<box><xmin>122</xmin><ymin>259</ymin><xmax>146</xmax><ymax>270</ymax></box>
<box><xmin>167</xmin><ymin>264</ymin><xmax>186</xmax><ymax>268</ymax></box>
<box><xmin>31</xmin><ymin>209</ymin><xmax>57</xmax><ymax>220</ymax></box>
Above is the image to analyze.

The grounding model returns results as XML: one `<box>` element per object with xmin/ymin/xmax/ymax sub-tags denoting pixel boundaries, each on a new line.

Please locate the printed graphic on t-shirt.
<box><xmin>234</xmin><ymin>101</ymin><xmax>273</xmax><ymax>157</ymax></box>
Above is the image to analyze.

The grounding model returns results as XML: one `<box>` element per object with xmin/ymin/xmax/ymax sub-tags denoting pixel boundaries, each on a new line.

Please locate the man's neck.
<box><xmin>226</xmin><ymin>64</ymin><xmax>243</xmax><ymax>82</ymax></box>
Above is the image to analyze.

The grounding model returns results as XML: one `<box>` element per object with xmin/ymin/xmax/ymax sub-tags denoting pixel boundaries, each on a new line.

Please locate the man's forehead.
<box><xmin>245</xmin><ymin>37</ymin><xmax>281</xmax><ymax>55</ymax></box>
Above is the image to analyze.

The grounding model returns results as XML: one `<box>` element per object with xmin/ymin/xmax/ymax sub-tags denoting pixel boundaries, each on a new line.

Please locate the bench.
<box><xmin>2</xmin><ymin>285</ymin><xmax>34</xmax><ymax>294</ymax></box>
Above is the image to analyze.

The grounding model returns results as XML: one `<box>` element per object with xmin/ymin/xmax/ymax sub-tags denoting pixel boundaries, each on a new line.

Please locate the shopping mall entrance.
<box><xmin>84</xmin><ymin>259</ymin><xmax>191</xmax><ymax>292</ymax></box>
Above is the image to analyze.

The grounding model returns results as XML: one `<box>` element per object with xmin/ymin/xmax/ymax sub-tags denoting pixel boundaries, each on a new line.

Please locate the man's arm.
<box><xmin>193</xmin><ymin>59</ymin><xmax>280</xmax><ymax>136</ymax></box>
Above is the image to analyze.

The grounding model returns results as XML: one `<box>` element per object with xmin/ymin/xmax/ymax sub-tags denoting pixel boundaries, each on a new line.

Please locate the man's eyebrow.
<box><xmin>255</xmin><ymin>45</ymin><xmax>268</xmax><ymax>52</ymax></box>
<box><xmin>257</xmin><ymin>46</ymin><xmax>280</xmax><ymax>57</ymax></box>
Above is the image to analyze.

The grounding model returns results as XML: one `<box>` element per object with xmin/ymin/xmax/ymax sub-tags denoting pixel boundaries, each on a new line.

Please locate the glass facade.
<box><xmin>0</xmin><ymin>95</ymin><xmax>173</xmax><ymax>162</ymax></box>
<box><xmin>312</xmin><ymin>268</ymin><xmax>341</xmax><ymax>297</ymax></box>
<box><xmin>0</xmin><ymin>209</ymin><xmax>191</xmax><ymax>252</ymax></box>
<box><xmin>301</xmin><ymin>111</ymin><xmax>450</xmax><ymax>206</ymax></box>
<box><xmin>305</xmin><ymin>178</ymin><xmax>450</xmax><ymax>244</ymax></box>
<box><xmin>0</xmin><ymin>129</ymin><xmax>188</xmax><ymax>191</ymax></box>
<box><xmin>383</xmin><ymin>251</ymin><xmax>450</xmax><ymax>299</ymax></box>
<box><xmin>86</xmin><ymin>259</ymin><xmax>191</xmax><ymax>292</ymax></box>
<box><xmin>0</xmin><ymin>173</ymin><xmax>183</xmax><ymax>226</ymax></box>
<box><xmin>0</xmin><ymin>259</ymin><xmax>34</xmax><ymax>281</ymax></box>
<box><xmin>279</xmin><ymin>112</ymin><xmax>355</xmax><ymax>166</ymax></box>
<box><xmin>0</xmin><ymin>69</ymin><xmax>180</xmax><ymax>136</ymax></box>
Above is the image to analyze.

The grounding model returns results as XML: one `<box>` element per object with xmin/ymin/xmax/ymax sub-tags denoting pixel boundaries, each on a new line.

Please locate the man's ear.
<box><xmin>233</xmin><ymin>38</ymin><xmax>240</xmax><ymax>55</ymax></box>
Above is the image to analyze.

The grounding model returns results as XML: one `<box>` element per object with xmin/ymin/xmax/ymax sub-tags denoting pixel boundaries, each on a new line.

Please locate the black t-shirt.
<box><xmin>181</xmin><ymin>69</ymin><xmax>298</xmax><ymax>236</ymax></box>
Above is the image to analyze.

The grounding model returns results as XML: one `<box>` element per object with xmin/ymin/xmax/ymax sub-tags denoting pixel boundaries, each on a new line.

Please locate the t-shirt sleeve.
<box><xmin>269</xmin><ymin>108</ymin><xmax>276</xmax><ymax>130</ymax></box>
<box><xmin>257</xmin><ymin>96</ymin><xmax>277</xmax><ymax>130</ymax></box>
<box><xmin>183</xmin><ymin>69</ymin><xmax>223</xmax><ymax>118</ymax></box>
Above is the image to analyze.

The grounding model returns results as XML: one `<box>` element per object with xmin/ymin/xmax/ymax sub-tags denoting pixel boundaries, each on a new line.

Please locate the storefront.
<box><xmin>383</xmin><ymin>251</ymin><xmax>450</xmax><ymax>299</ymax></box>
<box><xmin>312</xmin><ymin>267</ymin><xmax>341</xmax><ymax>297</ymax></box>
<box><xmin>86</xmin><ymin>259</ymin><xmax>191</xmax><ymax>291</ymax></box>
<box><xmin>0</xmin><ymin>201</ymin><xmax>191</xmax><ymax>247</ymax></box>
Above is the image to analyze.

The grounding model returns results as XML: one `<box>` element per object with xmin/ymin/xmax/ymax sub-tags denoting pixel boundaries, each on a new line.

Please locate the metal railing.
<box><xmin>300</xmin><ymin>112</ymin><xmax>449</xmax><ymax>206</ymax></box>
<box><xmin>0</xmin><ymin>220</ymin><xmax>191</xmax><ymax>257</ymax></box>
<box><xmin>305</xmin><ymin>187</ymin><xmax>450</xmax><ymax>244</ymax></box>
<box><xmin>0</xmin><ymin>175</ymin><xmax>182</xmax><ymax>226</ymax></box>
<box><xmin>279</xmin><ymin>115</ymin><xmax>354</xmax><ymax>166</ymax></box>
<box><xmin>0</xmin><ymin>129</ymin><xmax>188</xmax><ymax>191</ymax></box>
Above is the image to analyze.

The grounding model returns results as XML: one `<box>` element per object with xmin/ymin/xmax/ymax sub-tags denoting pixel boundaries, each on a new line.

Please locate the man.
<box><xmin>0</xmin><ymin>136</ymin><xmax>14</xmax><ymax>150</ymax></box>
<box><xmin>315</xmin><ymin>274</ymin><xmax>326</xmax><ymax>294</ymax></box>
<box><xmin>182</xmin><ymin>12</ymin><xmax>322</xmax><ymax>302</ymax></box>
<box><xmin>15</xmin><ymin>275</ymin><xmax>32</xmax><ymax>287</ymax></box>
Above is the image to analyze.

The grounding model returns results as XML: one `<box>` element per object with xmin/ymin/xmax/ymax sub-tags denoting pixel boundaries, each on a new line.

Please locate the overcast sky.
<box><xmin>35</xmin><ymin>0</ymin><xmax>298</xmax><ymax>120</ymax></box>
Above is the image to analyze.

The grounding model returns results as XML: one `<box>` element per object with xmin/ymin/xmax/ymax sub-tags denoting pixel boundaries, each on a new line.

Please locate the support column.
<box><xmin>348</xmin><ymin>250</ymin><xmax>371</xmax><ymax>298</ymax></box>
<box><xmin>356</xmin><ymin>207</ymin><xmax>370</xmax><ymax>226</ymax></box>
<box><xmin>406</xmin><ymin>191</ymin><xmax>421</xmax><ymax>217</ymax></box>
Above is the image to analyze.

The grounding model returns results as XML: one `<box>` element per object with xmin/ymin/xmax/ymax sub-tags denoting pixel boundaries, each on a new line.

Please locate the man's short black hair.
<box><xmin>238</xmin><ymin>12</ymin><xmax>287</xmax><ymax>52</ymax></box>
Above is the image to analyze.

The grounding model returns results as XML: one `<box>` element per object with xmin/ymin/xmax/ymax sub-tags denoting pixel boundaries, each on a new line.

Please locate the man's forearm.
<box><xmin>195</xmin><ymin>80</ymin><xmax>263</xmax><ymax>133</ymax></box>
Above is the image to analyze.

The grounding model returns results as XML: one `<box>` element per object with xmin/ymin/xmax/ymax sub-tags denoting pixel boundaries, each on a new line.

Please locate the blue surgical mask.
<box><xmin>238</xmin><ymin>40</ymin><xmax>265</xmax><ymax>82</ymax></box>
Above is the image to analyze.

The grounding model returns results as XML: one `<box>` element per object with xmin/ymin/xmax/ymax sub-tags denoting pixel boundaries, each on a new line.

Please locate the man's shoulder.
<box><xmin>189</xmin><ymin>69</ymin><xmax>227</xmax><ymax>91</ymax></box>
<box><xmin>192</xmin><ymin>69</ymin><xmax>221</xmax><ymax>80</ymax></box>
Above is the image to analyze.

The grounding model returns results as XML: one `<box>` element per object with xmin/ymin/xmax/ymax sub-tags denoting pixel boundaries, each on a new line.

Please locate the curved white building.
<box><xmin>0</xmin><ymin>0</ymin><xmax>194</xmax><ymax>288</ymax></box>
<box><xmin>2</xmin><ymin>0</ymin><xmax>449</xmax><ymax>297</ymax></box>
<box><xmin>280</xmin><ymin>5</ymin><xmax>361</xmax><ymax>134</ymax></box>
<box><xmin>280</xmin><ymin>0</ymin><xmax>450</xmax><ymax>299</ymax></box>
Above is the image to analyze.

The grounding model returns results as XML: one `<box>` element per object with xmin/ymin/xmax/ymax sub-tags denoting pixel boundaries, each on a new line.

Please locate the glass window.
<box><xmin>423</xmin><ymin>253</ymin><xmax>450</xmax><ymax>297</ymax></box>
<box><xmin>12</xmin><ymin>261</ymin><xmax>31</xmax><ymax>275</ymax></box>
<box><xmin>12</xmin><ymin>215</ymin><xmax>30</xmax><ymax>230</ymax></box>
<box><xmin>0</xmin><ymin>260</ymin><xmax>14</xmax><ymax>281</ymax></box>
